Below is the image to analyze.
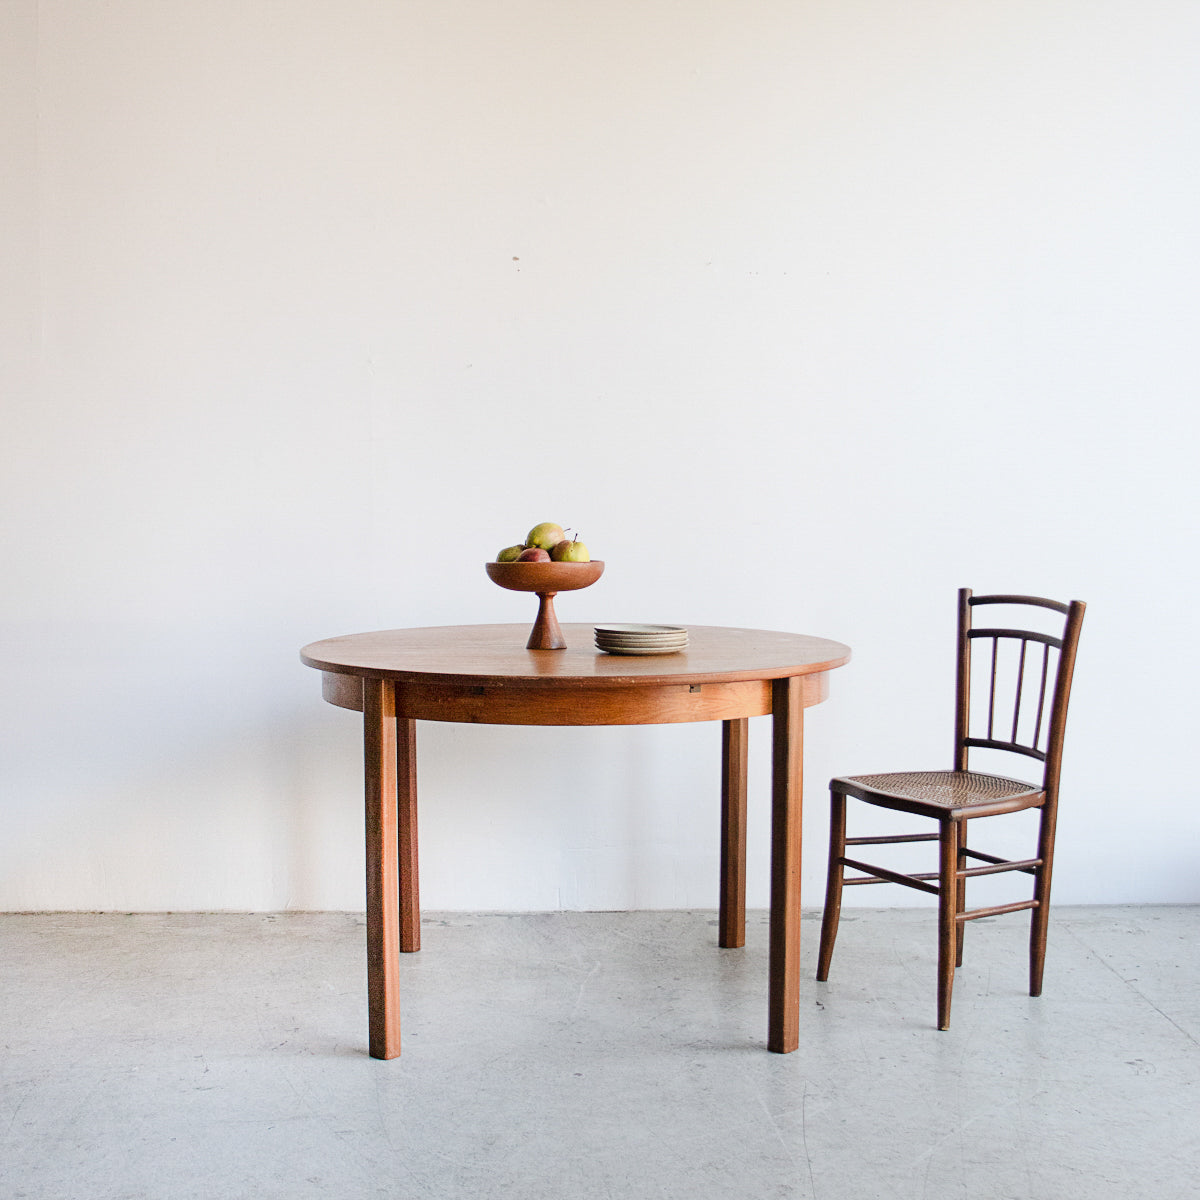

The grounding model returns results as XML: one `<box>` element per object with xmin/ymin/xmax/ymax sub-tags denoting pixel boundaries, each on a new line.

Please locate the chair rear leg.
<box><xmin>1029</xmin><ymin>805</ymin><xmax>1058</xmax><ymax>996</ymax></box>
<box><xmin>955</xmin><ymin>820</ymin><xmax>967</xmax><ymax>968</ymax></box>
<box><xmin>937</xmin><ymin>819</ymin><xmax>959</xmax><ymax>1030</ymax></box>
<box><xmin>816</xmin><ymin>788</ymin><xmax>847</xmax><ymax>982</ymax></box>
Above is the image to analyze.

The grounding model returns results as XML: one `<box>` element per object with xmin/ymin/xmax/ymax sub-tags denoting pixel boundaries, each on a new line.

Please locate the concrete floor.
<box><xmin>2</xmin><ymin>907</ymin><xmax>1197</xmax><ymax>1200</ymax></box>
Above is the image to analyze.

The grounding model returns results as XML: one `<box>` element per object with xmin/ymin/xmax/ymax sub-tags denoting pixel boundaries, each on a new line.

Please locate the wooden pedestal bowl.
<box><xmin>485</xmin><ymin>560</ymin><xmax>605</xmax><ymax>649</ymax></box>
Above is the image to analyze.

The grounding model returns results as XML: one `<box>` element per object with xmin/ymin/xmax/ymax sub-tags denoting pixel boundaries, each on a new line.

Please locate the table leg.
<box><xmin>397</xmin><ymin>717</ymin><xmax>421</xmax><ymax>953</ymax></box>
<box><xmin>719</xmin><ymin>718</ymin><xmax>748</xmax><ymax>949</ymax></box>
<box><xmin>768</xmin><ymin>676</ymin><xmax>804</xmax><ymax>1053</ymax></box>
<box><xmin>363</xmin><ymin>679</ymin><xmax>402</xmax><ymax>1059</ymax></box>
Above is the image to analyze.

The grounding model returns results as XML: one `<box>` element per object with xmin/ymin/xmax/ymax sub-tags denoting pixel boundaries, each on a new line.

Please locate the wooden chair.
<box><xmin>816</xmin><ymin>589</ymin><xmax>1086</xmax><ymax>1029</ymax></box>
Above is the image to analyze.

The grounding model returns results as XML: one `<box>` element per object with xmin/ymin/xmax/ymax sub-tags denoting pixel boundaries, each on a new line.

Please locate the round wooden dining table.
<box><xmin>300</xmin><ymin>623</ymin><xmax>850</xmax><ymax>1059</ymax></box>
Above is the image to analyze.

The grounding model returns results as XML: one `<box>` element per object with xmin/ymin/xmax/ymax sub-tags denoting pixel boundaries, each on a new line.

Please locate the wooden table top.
<box><xmin>301</xmin><ymin>624</ymin><xmax>851</xmax><ymax>689</ymax></box>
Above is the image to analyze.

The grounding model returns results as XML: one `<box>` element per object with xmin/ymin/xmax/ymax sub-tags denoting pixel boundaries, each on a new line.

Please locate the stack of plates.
<box><xmin>594</xmin><ymin>624</ymin><xmax>689</xmax><ymax>656</ymax></box>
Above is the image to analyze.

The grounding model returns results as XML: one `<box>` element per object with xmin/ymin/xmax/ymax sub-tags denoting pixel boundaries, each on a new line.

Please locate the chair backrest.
<box><xmin>954</xmin><ymin>589</ymin><xmax>1086</xmax><ymax>801</ymax></box>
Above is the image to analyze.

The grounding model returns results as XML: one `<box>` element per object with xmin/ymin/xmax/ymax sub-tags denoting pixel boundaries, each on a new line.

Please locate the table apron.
<box><xmin>320</xmin><ymin>670</ymin><xmax>830</xmax><ymax>725</ymax></box>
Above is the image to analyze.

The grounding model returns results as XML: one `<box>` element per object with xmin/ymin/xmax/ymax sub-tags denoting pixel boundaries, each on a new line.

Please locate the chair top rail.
<box><xmin>968</xmin><ymin>594</ymin><xmax>1071</xmax><ymax>614</ymax></box>
<box><xmin>968</xmin><ymin>627</ymin><xmax>1062</xmax><ymax>649</ymax></box>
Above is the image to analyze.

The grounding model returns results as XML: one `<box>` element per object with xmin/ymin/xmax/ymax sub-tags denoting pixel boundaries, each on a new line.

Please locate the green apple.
<box><xmin>496</xmin><ymin>545</ymin><xmax>525</xmax><ymax>562</ymax></box>
<box><xmin>550</xmin><ymin>535</ymin><xmax>590</xmax><ymax>562</ymax></box>
<box><xmin>526</xmin><ymin>522</ymin><xmax>566</xmax><ymax>551</ymax></box>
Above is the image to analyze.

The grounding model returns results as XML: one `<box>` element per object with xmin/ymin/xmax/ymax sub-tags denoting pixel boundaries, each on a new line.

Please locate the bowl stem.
<box><xmin>527</xmin><ymin>591</ymin><xmax>566</xmax><ymax>650</ymax></box>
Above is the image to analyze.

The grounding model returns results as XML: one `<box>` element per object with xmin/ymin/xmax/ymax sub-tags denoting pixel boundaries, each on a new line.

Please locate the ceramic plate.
<box><xmin>595</xmin><ymin>624</ymin><xmax>687</xmax><ymax>636</ymax></box>
<box><xmin>596</xmin><ymin>643</ymin><xmax>686</xmax><ymax>656</ymax></box>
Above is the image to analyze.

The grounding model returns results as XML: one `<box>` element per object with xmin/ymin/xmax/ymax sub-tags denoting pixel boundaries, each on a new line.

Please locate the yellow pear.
<box><xmin>526</xmin><ymin>522</ymin><xmax>565</xmax><ymax>550</ymax></box>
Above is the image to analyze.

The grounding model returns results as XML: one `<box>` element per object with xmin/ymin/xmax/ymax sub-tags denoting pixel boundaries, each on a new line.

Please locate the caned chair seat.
<box><xmin>817</xmin><ymin>590</ymin><xmax>1086</xmax><ymax>1030</ymax></box>
<box><xmin>833</xmin><ymin>770</ymin><xmax>1045</xmax><ymax>819</ymax></box>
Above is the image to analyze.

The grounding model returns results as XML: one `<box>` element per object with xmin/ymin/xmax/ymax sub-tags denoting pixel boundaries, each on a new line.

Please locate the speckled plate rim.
<box><xmin>595</xmin><ymin>633</ymin><xmax>691</xmax><ymax>643</ymax></box>
<box><xmin>594</xmin><ymin>623</ymin><xmax>688</xmax><ymax>636</ymax></box>
<box><xmin>596</xmin><ymin>644</ymin><xmax>687</xmax><ymax>656</ymax></box>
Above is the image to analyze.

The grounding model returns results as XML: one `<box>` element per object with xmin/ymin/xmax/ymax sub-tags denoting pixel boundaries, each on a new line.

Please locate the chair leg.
<box><xmin>955</xmin><ymin>820</ymin><xmax>967</xmax><ymax>968</ymax></box>
<box><xmin>1029</xmin><ymin>805</ymin><xmax>1058</xmax><ymax>997</ymax></box>
<box><xmin>816</xmin><ymin>787</ymin><xmax>846</xmax><ymax>982</ymax></box>
<box><xmin>937</xmin><ymin>819</ymin><xmax>959</xmax><ymax>1030</ymax></box>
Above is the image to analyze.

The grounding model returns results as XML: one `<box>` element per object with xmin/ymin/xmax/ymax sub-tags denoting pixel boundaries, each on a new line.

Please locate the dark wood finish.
<box><xmin>937</xmin><ymin>820</ymin><xmax>958</xmax><ymax>1029</ymax></box>
<box><xmin>956</xmin><ymin>823</ymin><xmax>967</xmax><ymax>967</ymax></box>
<box><xmin>953</xmin><ymin>588</ymin><xmax>971</xmax><ymax>772</ymax></box>
<box><xmin>960</xmin><ymin>898</ymin><xmax>1038</xmax><ymax>921</ymax></box>
<box><xmin>768</xmin><ymin>676</ymin><xmax>804</xmax><ymax>1054</ymax></box>
<box><xmin>815</xmin><ymin>789</ymin><xmax>845</xmax><ymax>983</ymax></box>
<box><xmin>301</xmin><ymin>624</ymin><xmax>850</xmax><ymax>1057</ymax></box>
<box><xmin>363</xmin><ymin>679</ymin><xmax>402</xmax><ymax>1059</ymax></box>
<box><xmin>719</xmin><ymin>718</ymin><xmax>749</xmax><ymax>949</ymax></box>
<box><xmin>816</xmin><ymin>590</ymin><xmax>1085</xmax><ymax>1030</ymax></box>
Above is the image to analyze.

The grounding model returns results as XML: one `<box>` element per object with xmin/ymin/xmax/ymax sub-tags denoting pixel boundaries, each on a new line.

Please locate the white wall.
<box><xmin>3</xmin><ymin>1</ymin><xmax>1198</xmax><ymax>912</ymax></box>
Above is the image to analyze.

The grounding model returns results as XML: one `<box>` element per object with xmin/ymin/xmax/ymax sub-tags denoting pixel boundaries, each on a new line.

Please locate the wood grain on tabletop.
<box><xmin>300</xmin><ymin>624</ymin><xmax>851</xmax><ymax>686</ymax></box>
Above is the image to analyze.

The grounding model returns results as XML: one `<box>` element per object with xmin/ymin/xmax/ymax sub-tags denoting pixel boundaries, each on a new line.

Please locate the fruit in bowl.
<box><xmin>525</xmin><ymin>522</ymin><xmax>566</xmax><ymax>551</ymax></box>
<box><xmin>550</xmin><ymin>534</ymin><xmax>590</xmax><ymax>563</ymax></box>
<box><xmin>487</xmin><ymin>521</ymin><xmax>604</xmax><ymax>649</ymax></box>
<box><xmin>495</xmin><ymin>521</ymin><xmax>591</xmax><ymax>565</ymax></box>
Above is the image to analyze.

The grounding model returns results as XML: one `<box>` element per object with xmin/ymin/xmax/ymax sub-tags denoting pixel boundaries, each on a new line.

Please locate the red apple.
<box><xmin>517</xmin><ymin>547</ymin><xmax>551</xmax><ymax>562</ymax></box>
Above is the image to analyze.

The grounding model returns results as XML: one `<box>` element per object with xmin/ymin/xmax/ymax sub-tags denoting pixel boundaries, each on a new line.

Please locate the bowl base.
<box><xmin>527</xmin><ymin>592</ymin><xmax>565</xmax><ymax>650</ymax></box>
